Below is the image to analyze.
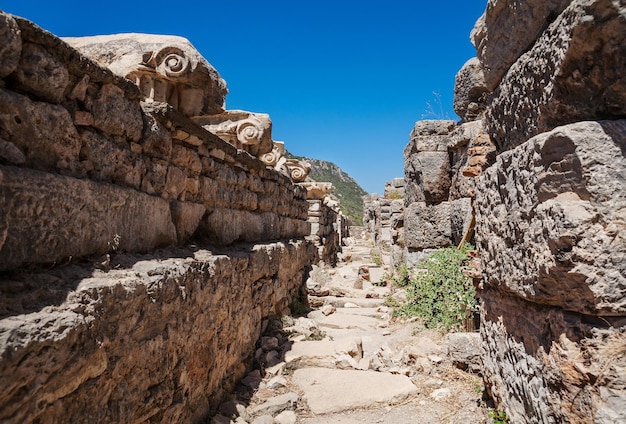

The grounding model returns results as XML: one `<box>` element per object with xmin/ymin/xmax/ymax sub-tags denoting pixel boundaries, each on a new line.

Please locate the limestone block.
<box><xmin>475</xmin><ymin>121</ymin><xmax>626</xmax><ymax>315</ymax></box>
<box><xmin>141</xmin><ymin>112</ymin><xmax>172</xmax><ymax>160</ymax></box>
<box><xmin>64</xmin><ymin>33</ymin><xmax>227</xmax><ymax>116</ymax></box>
<box><xmin>404</xmin><ymin>202</ymin><xmax>452</xmax><ymax>250</ymax></box>
<box><xmin>201</xmin><ymin>209</ymin><xmax>307</xmax><ymax>245</ymax></box>
<box><xmin>404</xmin><ymin>120</ymin><xmax>455</xmax><ymax>205</ymax></box>
<box><xmin>485</xmin><ymin>0</ymin><xmax>626</xmax><ymax>151</ymax></box>
<box><xmin>448</xmin><ymin>332</ymin><xmax>482</xmax><ymax>373</ymax></box>
<box><xmin>450</xmin><ymin>197</ymin><xmax>472</xmax><ymax>246</ymax></box>
<box><xmin>301</xmin><ymin>182</ymin><xmax>333</xmax><ymax>200</ymax></box>
<box><xmin>0</xmin><ymin>13</ymin><xmax>21</xmax><ymax>79</ymax></box>
<box><xmin>193</xmin><ymin>110</ymin><xmax>273</xmax><ymax>158</ymax></box>
<box><xmin>12</xmin><ymin>42</ymin><xmax>69</xmax><ymax>104</ymax></box>
<box><xmin>0</xmin><ymin>240</ymin><xmax>314</xmax><ymax>423</ymax></box>
<box><xmin>410</xmin><ymin>119</ymin><xmax>456</xmax><ymax>139</ymax></box>
<box><xmin>480</xmin><ymin>289</ymin><xmax>626</xmax><ymax>423</ymax></box>
<box><xmin>0</xmin><ymin>88</ymin><xmax>80</xmax><ymax>171</ymax></box>
<box><xmin>90</xmin><ymin>83</ymin><xmax>143</xmax><ymax>141</ymax></box>
<box><xmin>0</xmin><ymin>166</ymin><xmax>177</xmax><ymax>271</ymax></box>
<box><xmin>471</xmin><ymin>0</ymin><xmax>571</xmax><ymax>90</ymax></box>
<box><xmin>171</xmin><ymin>144</ymin><xmax>202</xmax><ymax>175</ymax></box>
<box><xmin>405</xmin><ymin>151</ymin><xmax>451</xmax><ymax>204</ymax></box>
<box><xmin>170</xmin><ymin>200</ymin><xmax>206</xmax><ymax>244</ymax></box>
<box><xmin>453</xmin><ymin>57</ymin><xmax>489</xmax><ymax>121</ymax></box>
<box><xmin>79</xmin><ymin>130</ymin><xmax>145</xmax><ymax>189</ymax></box>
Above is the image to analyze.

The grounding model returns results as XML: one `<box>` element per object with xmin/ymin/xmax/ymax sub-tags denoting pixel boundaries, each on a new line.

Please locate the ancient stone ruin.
<box><xmin>365</xmin><ymin>0</ymin><xmax>625</xmax><ymax>422</ymax></box>
<box><xmin>1</xmin><ymin>0</ymin><xmax>625</xmax><ymax>422</ymax></box>
<box><xmin>0</xmin><ymin>12</ymin><xmax>348</xmax><ymax>422</ymax></box>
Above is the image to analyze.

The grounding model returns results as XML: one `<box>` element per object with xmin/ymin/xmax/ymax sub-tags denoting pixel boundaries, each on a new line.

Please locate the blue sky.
<box><xmin>2</xmin><ymin>1</ymin><xmax>485</xmax><ymax>194</ymax></box>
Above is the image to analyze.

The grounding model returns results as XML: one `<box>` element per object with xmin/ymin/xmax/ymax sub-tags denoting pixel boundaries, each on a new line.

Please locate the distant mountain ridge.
<box><xmin>285</xmin><ymin>151</ymin><xmax>367</xmax><ymax>225</ymax></box>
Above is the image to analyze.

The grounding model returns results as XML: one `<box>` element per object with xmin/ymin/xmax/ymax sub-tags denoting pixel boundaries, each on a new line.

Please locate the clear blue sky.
<box><xmin>2</xmin><ymin>0</ymin><xmax>485</xmax><ymax>194</ymax></box>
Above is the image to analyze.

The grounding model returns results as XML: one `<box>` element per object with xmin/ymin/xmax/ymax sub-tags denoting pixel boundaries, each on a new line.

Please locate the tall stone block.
<box><xmin>404</xmin><ymin>201</ymin><xmax>453</xmax><ymax>250</ymax></box>
<box><xmin>0</xmin><ymin>166</ymin><xmax>177</xmax><ymax>271</ymax></box>
<box><xmin>484</xmin><ymin>0</ymin><xmax>626</xmax><ymax>151</ymax></box>
<box><xmin>475</xmin><ymin>121</ymin><xmax>626</xmax><ymax>423</ymax></box>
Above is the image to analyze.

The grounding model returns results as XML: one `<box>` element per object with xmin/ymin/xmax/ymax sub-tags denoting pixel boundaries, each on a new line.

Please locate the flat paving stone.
<box><xmin>292</xmin><ymin>368</ymin><xmax>418</xmax><ymax>414</ymax></box>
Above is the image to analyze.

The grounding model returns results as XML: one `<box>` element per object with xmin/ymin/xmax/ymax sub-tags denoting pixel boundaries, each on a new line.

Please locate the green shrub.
<box><xmin>370</xmin><ymin>249</ymin><xmax>382</xmax><ymax>266</ymax></box>
<box><xmin>395</xmin><ymin>245</ymin><xmax>477</xmax><ymax>330</ymax></box>
<box><xmin>392</xmin><ymin>264</ymin><xmax>410</xmax><ymax>287</ymax></box>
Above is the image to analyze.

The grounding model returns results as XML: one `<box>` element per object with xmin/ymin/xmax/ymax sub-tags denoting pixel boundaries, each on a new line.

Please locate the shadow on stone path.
<box><xmin>212</xmin><ymin>234</ymin><xmax>489</xmax><ymax>424</ymax></box>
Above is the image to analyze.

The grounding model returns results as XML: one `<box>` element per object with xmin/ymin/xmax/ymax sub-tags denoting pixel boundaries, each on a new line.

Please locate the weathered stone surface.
<box><xmin>450</xmin><ymin>197</ymin><xmax>472</xmax><ymax>246</ymax></box>
<box><xmin>91</xmin><ymin>83</ymin><xmax>143</xmax><ymax>141</ymax></box>
<box><xmin>170</xmin><ymin>200</ymin><xmax>206</xmax><ymax>244</ymax></box>
<box><xmin>0</xmin><ymin>88</ymin><xmax>80</xmax><ymax>171</ymax></box>
<box><xmin>0</xmin><ymin>240</ymin><xmax>315</xmax><ymax>423</ymax></box>
<box><xmin>471</xmin><ymin>0</ymin><xmax>571</xmax><ymax>91</ymax></box>
<box><xmin>292</xmin><ymin>367</ymin><xmax>418</xmax><ymax>414</ymax></box>
<box><xmin>12</xmin><ymin>42</ymin><xmax>69</xmax><ymax>103</ymax></box>
<box><xmin>284</xmin><ymin>158</ymin><xmax>312</xmax><ymax>183</ymax></box>
<box><xmin>481</xmin><ymin>289</ymin><xmax>626</xmax><ymax>424</ymax></box>
<box><xmin>404</xmin><ymin>120</ymin><xmax>455</xmax><ymax>205</ymax></box>
<box><xmin>453</xmin><ymin>57</ymin><xmax>488</xmax><ymax>121</ymax></box>
<box><xmin>448</xmin><ymin>332</ymin><xmax>481</xmax><ymax>373</ymax></box>
<box><xmin>193</xmin><ymin>110</ymin><xmax>273</xmax><ymax>158</ymax></box>
<box><xmin>404</xmin><ymin>202</ymin><xmax>452</xmax><ymax>250</ymax></box>
<box><xmin>64</xmin><ymin>33</ymin><xmax>227</xmax><ymax>116</ymax></box>
<box><xmin>0</xmin><ymin>166</ymin><xmax>177</xmax><ymax>271</ymax></box>
<box><xmin>475</xmin><ymin>121</ymin><xmax>626</xmax><ymax>315</ymax></box>
<box><xmin>0</xmin><ymin>13</ymin><xmax>21</xmax><ymax>79</ymax></box>
<box><xmin>202</xmin><ymin>209</ymin><xmax>309</xmax><ymax>246</ymax></box>
<box><xmin>485</xmin><ymin>0</ymin><xmax>626</xmax><ymax>151</ymax></box>
<box><xmin>79</xmin><ymin>130</ymin><xmax>144</xmax><ymax>189</ymax></box>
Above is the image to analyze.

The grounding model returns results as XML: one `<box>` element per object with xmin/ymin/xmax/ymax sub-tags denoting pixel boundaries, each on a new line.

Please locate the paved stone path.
<box><xmin>213</xmin><ymin>235</ymin><xmax>489</xmax><ymax>424</ymax></box>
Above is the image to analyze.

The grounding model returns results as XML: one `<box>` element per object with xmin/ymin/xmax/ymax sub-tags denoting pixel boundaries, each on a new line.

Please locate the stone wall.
<box><xmin>0</xmin><ymin>13</ymin><xmax>326</xmax><ymax>422</ymax></box>
<box><xmin>401</xmin><ymin>119</ymin><xmax>478</xmax><ymax>266</ymax></box>
<box><xmin>362</xmin><ymin>186</ymin><xmax>404</xmax><ymax>269</ymax></box>
<box><xmin>0</xmin><ymin>241</ymin><xmax>315</xmax><ymax>423</ymax></box>
<box><xmin>470</xmin><ymin>1</ymin><xmax>626</xmax><ymax>422</ymax></box>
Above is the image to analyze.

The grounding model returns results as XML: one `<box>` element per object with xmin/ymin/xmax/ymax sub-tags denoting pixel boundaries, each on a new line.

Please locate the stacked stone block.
<box><xmin>0</xmin><ymin>13</ymin><xmax>321</xmax><ymax>423</ymax></box>
<box><xmin>469</xmin><ymin>1</ymin><xmax>626</xmax><ymax>422</ymax></box>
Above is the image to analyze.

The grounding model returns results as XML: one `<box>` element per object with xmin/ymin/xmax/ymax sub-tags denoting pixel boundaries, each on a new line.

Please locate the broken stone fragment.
<box><xmin>453</xmin><ymin>57</ymin><xmax>489</xmax><ymax>121</ymax></box>
<box><xmin>260</xmin><ymin>140</ymin><xmax>285</xmax><ymax>168</ymax></box>
<box><xmin>284</xmin><ymin>159</ymin><xmax>311</xmax><ymax>183</ymax></box>
<box><xmin>192</xmin><ymin>110</ymin><xmax>273</xmax><ymax>158</ymax></box>
<box><xmin>0</xmin><ymin>13</ymin><xmax>21</xmax><ymax>79</ymax></box>
<box><xmin>63</xmin><ymin>33</ymin><xmax>228</xmax><ymax>116</ymax></box>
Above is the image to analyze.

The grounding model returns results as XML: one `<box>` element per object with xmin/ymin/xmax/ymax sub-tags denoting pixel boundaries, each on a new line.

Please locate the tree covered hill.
<box><xmin>285</xmin><ymin>151</ymin><xmax>367</xmax><ymax>225</ymax></box>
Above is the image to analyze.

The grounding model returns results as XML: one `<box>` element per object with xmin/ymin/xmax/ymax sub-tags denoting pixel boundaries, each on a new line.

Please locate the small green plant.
<box><xmin>395</xmin><ymin>245</ymin><xmax>477</xmax><ymax>330</ymax></box>
<box><xmin>108</xmin><ymin>233</ymin><xmax>121</xmax><ymax>252</ymax></box>
<box><xmin>392</xmin><ymin>264</ymin><xmax>410</xmax><ymax>287</ymax></box>
<box><xmin>370</xmin><ymin>249</ymin><xmax>382</xmax><ymax>266</ymax></box>
<box><xmin>387</xmin><ymin>190</ymin><xmax>403</xmax><ymax>200</ymax></box>
<box><xmin>489</xmin><ymin>409</ymin><xmax>509</xmax><ymax>424</ymax></box>
<box><xmin>305</xmin><ymin>328</ymin><xmax>326</xmax><ymax>341</ymax></box>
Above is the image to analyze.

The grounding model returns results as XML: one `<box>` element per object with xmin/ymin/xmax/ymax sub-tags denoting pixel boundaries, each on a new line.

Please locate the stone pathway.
<box><xmin>212</xmin><ymin>236</ymin><xmax>489</xmax><ymax>424</ymax></box>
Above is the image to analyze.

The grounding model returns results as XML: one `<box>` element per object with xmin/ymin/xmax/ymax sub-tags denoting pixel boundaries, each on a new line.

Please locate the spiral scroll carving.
<box><xmin>285</xmin><ymin>159</ymin><xmax>311</xmax><ymax>183</ymax></box>
<box><xmin>261</xmin><ymin>151</ymin><xmax>279</xmax><ymax>167</ymax></box>
<box><xmin>236</xmin><ymin>119</ymin><xmax>263</xmax><ymax>145</ymax></box>
<box><xmin>142</xmin><ymin>47</ymin><xmax>191</xmax><ymax>79</ymax></box>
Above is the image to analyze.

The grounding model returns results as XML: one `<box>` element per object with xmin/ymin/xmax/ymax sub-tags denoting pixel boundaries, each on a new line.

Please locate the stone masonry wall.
<box><xmin>470</xmin><ymin>1</ymin><xmax>626</xmax><ymax>422</ymax></box>
<box><xmin>0</xmin><ymin>14</ymin><xmax>309</xmax><ymax>271</ymax></box>
<box><xmin>0</xmin><ymin>13</ymin><xmax>320</xmax><ymax>422</ymax></box>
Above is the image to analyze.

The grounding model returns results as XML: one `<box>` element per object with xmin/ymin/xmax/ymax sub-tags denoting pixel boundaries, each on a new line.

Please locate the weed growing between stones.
<box><xmin>393</xmin><ymin>245</ymin><xmax>477</xmax><ymax>331</ymax></box>
<box><xmin>370</xmin><ymin>249</ymin><xmax>382</xmax><ymax>266</ymax></box>
<box><xmin>489</xmin><ymin>408</ymin><xmax>510</xmax><ymax>424</ymax></box>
